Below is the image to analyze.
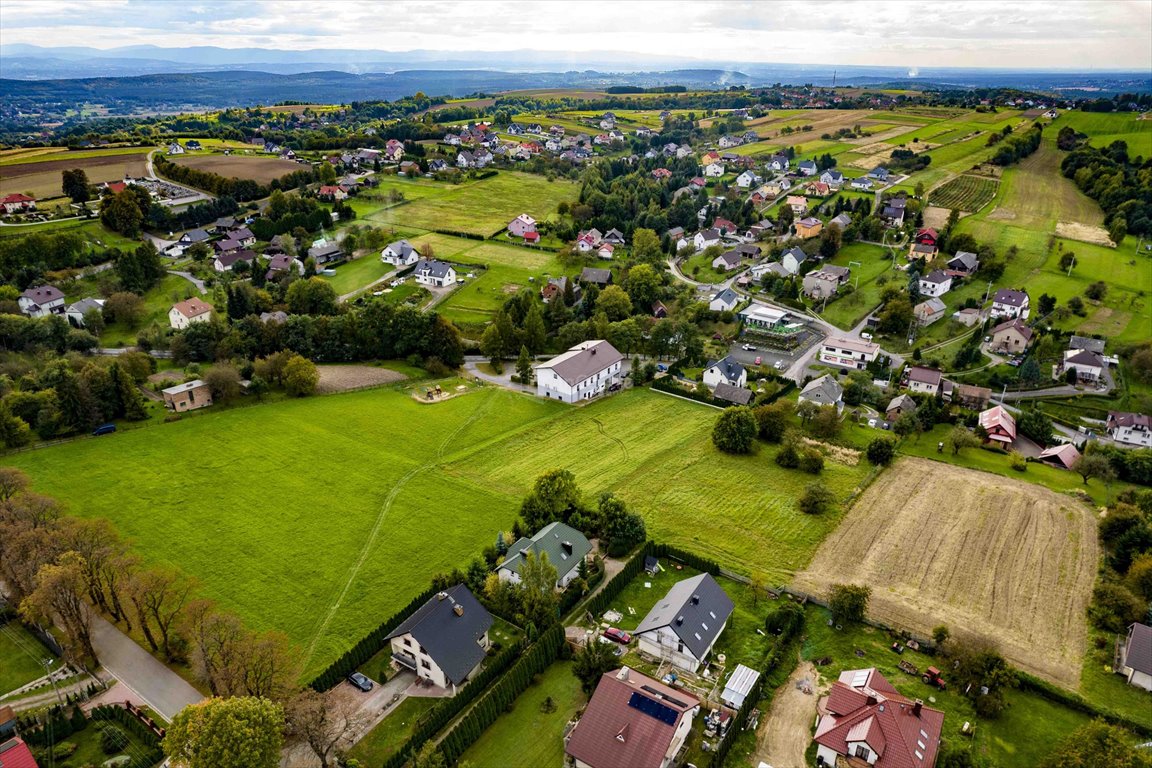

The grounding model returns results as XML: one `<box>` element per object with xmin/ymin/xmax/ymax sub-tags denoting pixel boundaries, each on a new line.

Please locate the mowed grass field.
<box><xmin>793</xmin><ymin>457</ymin><xmax>1100</xmax><ymax>688</ymax></box>
<box><xmin>0</xmin><ymin>150</ymin><xmax>150</xmax><ymax>198</ymax></box>
<box><xmin>169</xmin><ymin>154</ymin><xmax>304</xmax><ymax>184</ymax></box>
<box><xmin>367</xmin><ymin>171</ymin><xmax>578</xmax><ymax>238</ymax></box>
<box><xmin>6</xmin><ymin>387</ymin><xmax>868</xmax><ymax>678</ymax></box>
<box><xmin>0</xmin><ymin>620</ymin><xmax>52</xmax><ymax>693</ymax></box>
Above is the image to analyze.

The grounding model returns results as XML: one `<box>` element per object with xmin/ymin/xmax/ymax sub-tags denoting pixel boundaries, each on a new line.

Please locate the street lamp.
<box><xmin>43</xmin><ymin>657</ymin><xmax>64</xmax><ymax>706</ymax></box>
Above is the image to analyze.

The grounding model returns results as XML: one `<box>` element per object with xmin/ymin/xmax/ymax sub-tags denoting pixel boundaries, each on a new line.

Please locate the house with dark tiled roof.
<box><xmin>1061</xmin><ymin>349</ymin><xmax>1106</xmax><ymax>382</ymax></box>
<box><xmin>918</xmin><ymin>270</ymin><xmax>952</xmax><ymax>298</ymax></box>
<box><xmin>381</xmin><ymin>239</ymin><xmax>419</xmax><ymax>266</ymax></box>
<box><xmin>703</xmin><ymin>355</ymin><xmax>746</xmax><ymax>389</ymax></box>
<box><xmin>813</xmin><ymin>668</ymin><xmax>944</xmax><ymax>768</ymax></box>
<box><xmin>385</xmin><ymin>585</ymin><xmax>492</xmax><ymax>695</ymax></box>
<box><xmin>634</xmin><ymin>573</ymin><xmax>734</xmax><ymax>672</ymax></box>
<box><xmin>498</xmin><ymin>521</ymin><xmax>591</xmax><ymax>589</ymax></box>
<box><xmin>18</xmin><ymin>285</ymin><xmax>65</xmax><ymax>318</ymax></box>
<box><xmin>565</xmin><ymin>667</ymin><xmax>700</xmax><ymax>768</ymax></box>
<box><xmin>1119</xmin><ymin>622</ymin><xmax>1152</xmax><ymax>691</ymax></box>
<box><xmin>991</xmin><ymin>289</ymin><xmax>1030</xmax><ymax>320</ymax></box>
<box><xmin>905</xmin><ymin>366</ymin><xmax>943</xmax><ymax>396</ymax></box>
<box><xmin>947</xmin><ymin>251</ymin><xmax>979</xmax><ymax>275</ymax></box>
<box><xmin>713</xmin><ymin>382</ymin><xmax>754</xmax><ymax>406</ymax></box>
<box><xmin>1107</xmin><ymin>411</ymin><xmax>1152</xmax><ymax>448</ymax></box>
<box><xmin>413</xmin><ymin>259</ymin><xmax>456</xmax><ymax>287</ymax></box>
<box><xmin>990</xmin><ymin>318</ymin><xmax>1032</xmax><ymax>353</ymax></box>
<box><xmin>579</xmin><ymin>267</ymin><xmax>613</xmax><ymax>287</ymax></box>
<box><xmin>534</xmin><ymin>340</ymin><xmax>624</xmax><ymax>403</ymax></box>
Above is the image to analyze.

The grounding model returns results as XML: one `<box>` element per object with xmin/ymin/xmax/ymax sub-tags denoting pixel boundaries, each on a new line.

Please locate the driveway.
<box><xmin>88</xmin><ymin>612</ymin><xmax>202</xmax><ymax>721</ymax></box>
<box><xmin>168</xmin><ymin>269</ymin><xmax>208</xmax><ymax>294</ymax></box>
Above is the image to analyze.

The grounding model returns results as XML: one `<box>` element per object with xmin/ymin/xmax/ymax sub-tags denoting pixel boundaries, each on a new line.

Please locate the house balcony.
<box><xmin>392</xmin><ymin>651</ymin><xmax>419</xmax><ymax>672</ymax></box>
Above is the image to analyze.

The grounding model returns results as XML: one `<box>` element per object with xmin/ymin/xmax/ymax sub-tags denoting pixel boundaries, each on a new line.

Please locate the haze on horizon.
<box><xmin>1</xmin><ymin>0</ymin><xmax>1150</xmax><ymax>72</ymax></box>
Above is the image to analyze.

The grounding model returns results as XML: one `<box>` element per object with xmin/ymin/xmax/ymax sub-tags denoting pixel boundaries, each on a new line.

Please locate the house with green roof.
<box><xmin>497</xmin><ymin>521</ymin><xmax>592</xmax><ymax>589</ymax></box>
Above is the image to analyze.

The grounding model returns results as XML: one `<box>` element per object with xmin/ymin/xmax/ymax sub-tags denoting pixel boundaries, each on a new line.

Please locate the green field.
<box><xmin>63</xmin><ymin>273</ymin><xmax>200</xmax><ymax>347</ymax></box>
<box><xmin>0</xmin><ymin>621</ymin><xmax>52</xmax><ymax>693</ymax></box>
<box><xmin>929</xmin><ymin>174</ymin><xmax>999</xmax><ymax>212</ymax></box>
<box><xmin>458</xmin><ymin>661</ymin><xmax>586</xmax><ymax>768</ymax></box>
<box><xmin>817</xmin><ymin>243</ymin><xmax>896</xmax><ymax>330</ymax></box>
<box><xmin>6</xmin><ymin>387</ymin><xmax>869</xmax><ymax>677</ymax></box>
<box><xmin>1053</xmin><ymin>111</ymin><xmax>1152</xmax><ymax>157</ymax></box>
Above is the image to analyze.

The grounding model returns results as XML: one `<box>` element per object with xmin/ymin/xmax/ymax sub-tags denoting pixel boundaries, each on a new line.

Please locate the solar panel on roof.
<box><xmin>851</xmin><ymin>670</ymin><xmax>870</xmax><ymax>688</ymax></box>
<box><xmin>628</xmin><ymin>691</ymin><xmax>679</xmax><ymax>725</ymax></box>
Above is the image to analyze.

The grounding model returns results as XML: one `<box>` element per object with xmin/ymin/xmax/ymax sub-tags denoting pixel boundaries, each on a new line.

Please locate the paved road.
<box><xmin>89</xmin><ymin>613</ymin><xmax>202</xmax><ymax>721</ymax></box>
<box><xmin>169</xmin><ymin>269</ymin><xmax>208</xmax><ymax>294</ymax></box>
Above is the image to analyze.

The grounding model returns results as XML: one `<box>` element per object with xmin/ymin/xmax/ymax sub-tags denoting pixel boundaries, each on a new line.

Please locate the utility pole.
<box><xmin>44</xmin><ymin>657</ymin><xmax>64</xmax><ymax>706</ymax></box>
<box><xmin>1066</xmin><ymin>254</ymin><xmax>1076</xmax><ymax>277</ymax></box>
<box><xmin>850</xmin><ymin>260</ymin><xmax>862</xmax><ymax>289</ymax></box>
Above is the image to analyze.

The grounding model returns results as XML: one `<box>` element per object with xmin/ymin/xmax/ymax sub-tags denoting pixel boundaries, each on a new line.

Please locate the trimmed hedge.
<box><xmin>1015</xmin><ymin>671</ymin><xmax>1152</xmax><ymax>737</ymax></box>
<box><xmin>437</xmin><ymin>625</ymin><xmax>567</xmax><ymax>764</ymax></box>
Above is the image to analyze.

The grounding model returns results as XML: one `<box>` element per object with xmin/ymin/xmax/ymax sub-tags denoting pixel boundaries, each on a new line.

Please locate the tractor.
<box><xmin>922</xmin><ymin>666</ymin><xmax>947</xmax><ymax>690</ymax></box>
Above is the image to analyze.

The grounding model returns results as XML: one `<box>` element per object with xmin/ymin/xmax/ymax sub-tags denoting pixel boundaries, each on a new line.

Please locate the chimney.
<box><xmin>617</xmin><ymin>667</ymin><xmax>630</xmax><ymax>681</ymax></box>
<box><xmin>675</xmin><ymin>615</ymin><xmax>684</xmax><ymax>626</ymax></box>
<box><xmin>866</xmin><ymin>696</ymin><xmax>877</xmax><ymax>707</ymax></box>
<box><xmin>691</xmin><ymin>594</ymin><xmax>700</xmax><ymax>605</ymax></box>
<box><xmin>453</xmin><ymin>604</ymin><xmax>464</xmax><ymax>617</ymax></box>
<box><xmin>913</xmin><ymin>700</ymin><xmax>923</xmax><ymax>717</ymax></box>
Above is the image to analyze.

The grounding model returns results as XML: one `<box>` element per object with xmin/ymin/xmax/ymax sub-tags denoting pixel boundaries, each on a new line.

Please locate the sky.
<box><xmin>1</xmin><ymin>0</ymin><xmax>1150</xmax><ymax>70</ymax></box>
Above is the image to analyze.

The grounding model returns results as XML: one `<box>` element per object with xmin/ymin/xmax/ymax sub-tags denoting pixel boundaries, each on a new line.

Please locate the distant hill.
<box><xmin>0</xmin><ymin>68</ymin><xmax>758</xmax><ymax>108</ymax></box>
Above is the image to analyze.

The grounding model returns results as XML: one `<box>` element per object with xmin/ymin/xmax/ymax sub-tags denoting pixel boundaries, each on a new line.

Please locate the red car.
<box><xmin>602</xmin><ymin>628</ymin><xmax>632</xmax><ymax>644</ymax></box>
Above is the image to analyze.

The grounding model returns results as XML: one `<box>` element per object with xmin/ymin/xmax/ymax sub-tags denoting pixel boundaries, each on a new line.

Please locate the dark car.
<box><xmin>92</xmin><ymin>423</ymin><xmax>117</xmax><ymax>436</ymax></box>
<box><xmin>347</xmin><ymin>672</ymin><xmax>373</xmax><ymax>692</ymax></box>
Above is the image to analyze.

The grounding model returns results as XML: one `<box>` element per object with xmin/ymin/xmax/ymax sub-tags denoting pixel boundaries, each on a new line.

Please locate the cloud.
<box><xmin>1</xmin><ymin>0</ymin><xmax>1148</xmax><ymax>69</ymax></box>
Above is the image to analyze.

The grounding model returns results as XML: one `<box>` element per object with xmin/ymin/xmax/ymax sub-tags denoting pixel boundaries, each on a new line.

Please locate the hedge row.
<box><xmin>91</xmin><ymin>704</ymin><xmax>164</xmax><ymax>746</ymax></box>
<box><xmin>650</xmin><ymin>376</ymin><xmax>795</xmax><ymax>409</ymax></box>
<box><xmin>1015</xmin><ymin>671</ymin><xmax>1152</xmax><ymax>737</ymax></box>
<box><xmin>308</xmin><ymin>585</ymin><xmax>438</xmax><ymax>691</ymax></box>
<box><xmin>436</xmin><ymin>625</ymin><xmax>567</xmax><ymax>764</ymax></box>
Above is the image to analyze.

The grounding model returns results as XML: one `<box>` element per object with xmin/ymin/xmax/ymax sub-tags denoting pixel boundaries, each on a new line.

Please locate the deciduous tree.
<box><xmin>286</xmin><ymin>688</ymin><xmax>370</xmax><ymax>768</ymax></box>
<box><xmin>164</xmin><ymin>697</ymin><xmax>284</xmax><ymax>768</ymax></box>
<box><xmin>712</xmin><ymin>406</ymin><xmax>757</xmax><ymax>454</ymax></box>
<box><xmin>828</xmin><ymin>583</ymin><xmax>870</xmax><ymax>625</ymax></box>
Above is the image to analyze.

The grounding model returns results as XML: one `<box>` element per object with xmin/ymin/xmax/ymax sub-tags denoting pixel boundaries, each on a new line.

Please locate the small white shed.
<box><xmin>721</xmin><ymin>663</ymin><xmax>761</xmax><ymax>709</ymax></box>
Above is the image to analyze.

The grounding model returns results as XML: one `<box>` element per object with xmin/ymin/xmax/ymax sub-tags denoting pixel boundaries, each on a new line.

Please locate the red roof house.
<box><xmin>979</xmin><ymin>406</ymin><xmax>1017</xmax><ymax>445</ymax></box>
<box><xmin>0</xmin><ymin>736</ymin><xmax>39</xmax><ymax>768</ymax></box>
<box><xmin>915</xmin><ymin>228</ymin><xmax>939</xmax><ymax>246</ymax></box>
<box><xmin>814</xmin><ymin>668</ymin><xmax>944</xmax><ymax>768</ymax></box>
<box><xmin>1</xmin><ymin>193</ymin><xmax>36</xmax><ymax>214</ymax></box>
<box><xmin>523</xmin><ymin>231</ymin><xmax>540</xmax><ymax>243</ymax></box>
<box><xmin>565</xmin><ymin>667</ymin><xmax>700</xmax><ymax>768</ymax></box>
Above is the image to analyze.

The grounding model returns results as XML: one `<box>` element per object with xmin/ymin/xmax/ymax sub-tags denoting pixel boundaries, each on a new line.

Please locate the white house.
<box><xmin>1107</xmin><ymin>411</ymin><xmax>1152</xmax><ymax>448</ymax></box>
<box><xmin>918</xmin><ymin>270</ymin><xmax>953</xmax><ymax>297</ymax></box>
<box><xmin>905</xmin><ymin>366</ymin><xmax>943</xmax><ymax>395</ymax></box>
<box><xmin>709</xmin><ymin>288</ymin><xmax>740</xmax><ymax>313</ymax></box>
<box><xmin>1119</xmin><ymin>623</ymin><xmax>1152</xmax><ymax>691</ymax></box>
<box><xmin>694</xmin><ymin>229</ymin><xmax>721</xmax><ymax>251</ymax></box>
<box><xmin>703</xmin><ymin>356</ymin><xmax>747</xmax><ymax>389</ymax></box>
<box><xmin>798</xmin><ymin>374</ymin><xmax>844</xmax><ymax>410</ymax></box>
<box><xmin>704</xmin><ymin>163</ymin><xmax>725</xmax><ymax>178</ymax></box>
<box><xmin>384</xmin><ymin>585</ymin><xmax>492</xmax><ymax>695</ymax></box>
<box><xmin>168</xmin><ymin>297</ymin><xmax>213</xmax><ymax>330</ymax></box>
<box><xmin>819</xmin><ymin>169</ymin><xmax>844</xmax><ymax>188</ymax></box>
<box><xmin>735</xmin><ymin>170</ymin><xmax>760</xmax><ymax>189</ymax></box>
<box><xmin>18</xmin><ymin>285</ymin><xmax>66</xmax><ymax>317</ymax></box>
<box><xmin>797</xmin><ymin>160</ymin><xmax>818</xmax><ymax>176</ymax></box>
<box><xmin>412</xmin><ymin>259</ymin><xmax>457</xmax><ymax>287</ymax></box>
<box><xmin>64</xmin><ymin>297</ymin><xmax>105</xmax><ymax>327</ymax></box>
<box><xmin>781</xmin><ymin>246</ymin><xmax>808</xmax><ymax>275</ymax></box>
<box><xmin>634</xmin><ymin>573</ymin><xmax>734</xmax><ymax>672</ymax></box>
<box><xmin>991</xmin><ymin>288</ymin><xmax>1030</xmax><ymax>319</ymax></box>
<box><xmin>819</xmin><ymin>337</ymin><xmax>879</xmax><ymax>370</ymax></box>
<box><xmin>767</xmin><ymin>153</ymin><xmax>789</xmax><ymax>171</ymax></box>
<box><xmin>1062</xmin><ymin>349</ymin><xmax>1106</xmax><ymax>382</ymax></box>
<box><xmin>534</xmin><ymin>340</ymin><xmax>624</xmax><ymax>403</ymax></box>
<box><xmin>381</xmin><ymin>239</ymin><xmax>419</xmax><ymax>266</ymax></box>
<box><xmin>497</xmin><ymin>522</ymin><xmax>591</xmax><ymax>589</ymax></box>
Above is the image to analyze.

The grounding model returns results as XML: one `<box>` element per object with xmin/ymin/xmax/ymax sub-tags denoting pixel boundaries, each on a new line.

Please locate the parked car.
<box><xmin>774</xmin><ymin>360</ymin><xmax>786</xmax><ymax>370</ymax></box>
<box><xmin>347</xmin><ymin>672</ymin><xmax>373</xmax><ymax>692</ymax></box>
<box><xmin>602</xmin><ymin>627</ymin><xmax>632</xmax><ymax>644</ymax></box>
<box><xmin>608</xmin><ymin>383</ymin><xmax>622</xmax><ymax>392</ymax></box>
<box><xmin>755</xmin><ymin>357</ymin><xmax>762</xmax><ymax>365</ymax></box>
<box><xmin>92</xmin><ymin>423</ymin><xmax>117</xmax><ymax>436</ymax></box>
<box><xmin>741</xmin><ymin>344</ymin><xmax>757</xmax><ymax>351</ymax></box>
<box><xmin>860</xmin><ymin>332</ymin><xmax>873</xmax><ymax>341</ymax></box>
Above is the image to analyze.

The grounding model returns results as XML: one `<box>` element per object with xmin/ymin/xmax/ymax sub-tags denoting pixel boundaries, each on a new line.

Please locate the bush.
<box><xmin>775</xmin><ymin>441</ymin><xmax>800</xmax><ymax>468</ymax></box>
<box><xmin>866</xmin><ymin>437</ymin><xmax>896</xmax><ymax>465</ymax></box>
<box><xmin>100</xmin><ymin>723</ymin><xmax>129</xmax><ymax>754</ymax></box>
<box><xmin>1009</xmin><ymin>452</ymin><xmax>1027</xmax><ymax>472</ymax></box>
<box><xmin>712</xmin><ymin>406</ymin><xmax>757</xmax><ymax>454</ymax></box>
<box><xmin>798</xmin><ymin>482</ymin><xmax>835</xmax><ymax>514</ymax></box>
<box><xmin>798</xmin><ymin>447</ymin><xmax>825</xmax><ymax>474</ymax></box>
<box><xmin>829</xmin><ymin>583</ymin><xmax>871</xmax><ymax>624</ymax></box>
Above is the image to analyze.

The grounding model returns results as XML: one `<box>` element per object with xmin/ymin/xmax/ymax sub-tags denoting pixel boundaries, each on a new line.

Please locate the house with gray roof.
<box><xmin>19</xmin><ymin>285</ymin><xmax>66</xmax><ymax>317</ymax></box>
<box><xmin>535</xmin><ymin>340</ymin><xmax>624</xmax><ymax>403</ymax></box>
<box><xmin>64</xmin><ymin>297</ymin><xmax>105</xmax><ymax>327</ymax></box>
<box><xmin>1119</xmin><ymin>622</ymin><xmax>1152</xmax><ymax>691</ymax></box>
<box><xmin>947</xmin><ymin>251</ymin><xmax>980</xmax><ymax>275</ymax></box>
<box><xmin>634</xmin><ymin>573</ymin><xmax>735</xmax><ymax>672</ymax></box>
<box><xmin>798</xmin><ymin>374</ymin><xmax>844</xmax><ymax>411</ymax></box>
<box><xmin>713</xmin><ymin>382</ymin><xmax>754</xmax><ymax>406</ymax></box>
<box><xmin>709</xmin><ymin>287</ymin><xmax>740</xmax><ymax>313</ymax></box>
<box><xmin>385</xmin><ymin>585</ymin><xmax>493</xmax><ymax>695</ymax></box>
<box><xmin>497</xmin><ymin>522</ymin><xmax>591</xmax><ymax>589</ymax></box>
<box><xmin>781</xmin><ymin>246</ymin><xmax>808</xmax><ymax>275</ymax></box>
<box><xmin>579</xmin><ymin>267</ymin><xmax>613</xmax><ymax>287</ymax></box>
<box><xmin>413</xmin><ymin>259</ymin><xmax>456</xmax><ymax>287</ymax></box>
<box><xmin>381</xmin><ymin>239</ymin><xmax>419</xmax><ymax>266</ymax></box>
<box><xmin>703</xmin><ymin>355</ymin><xmax>746</xmax><ymax>389</ymax></box>
<box><xmin>1069</xmin><ymin>335</ymin><xmax>1105</xmax><ymax>355</ymax></box>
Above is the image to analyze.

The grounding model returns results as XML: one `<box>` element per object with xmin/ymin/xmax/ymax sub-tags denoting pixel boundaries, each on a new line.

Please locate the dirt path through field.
<box><xmin>793</xmin><ymin>458</ymin><xmax>1099</xmax><ymax>688</ymax></box>
<box><xmin>752</xmin><ymin>660</ymin><xmax>823</xmax><ymax>768</ymax></box>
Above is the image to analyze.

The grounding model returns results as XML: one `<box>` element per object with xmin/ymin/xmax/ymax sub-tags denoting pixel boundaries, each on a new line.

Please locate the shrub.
<box><xmin>798</xmin><ymin>447</ymin><xmax>825</xmax><ymax>474</ymax></box>
<box><xmin>798</xmin><ymin>482</ymin><xmax>835</xmax><ymax>514</ymax></box>
<box><xmin>775</xmin><ymin>441</ymin><xmax>800</xmax><ymax>468</ymax></box>
<box><xmin>99</xmin><ymin>723</ymin><xmax>129</xmax><ymax>754</ymax></box>
<box><xmin>866</xmin><ymin>437</ymin><xmax>896</xmax><ymax>465</ymax></box>
<box><xmin>1009</xmin><ymin>452</ymin><xmax>1027</xmax><ymax>472</ymax></box>
<box><xmin>712</xmin><ymin>406</ymin><xmax>757</xmax><ymax>454</ymax></box>
<box><xmin>829</xmin><ymin>583</ymin><xmax>871</xmax><ymax>624</ymax></box>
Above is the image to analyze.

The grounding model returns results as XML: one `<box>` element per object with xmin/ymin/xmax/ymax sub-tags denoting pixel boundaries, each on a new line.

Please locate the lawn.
<box><xmin>1054</xmin><ymin>111</ymin><xmax>1152</xmax><ymax>157</ymax></box>
<box><xmin>457</xmin><ymin>661</ymin><xmax>586</xmax><ymax>768</ymax></box>
<box><xmin>322</xmin><ymin>254</ymin><xmax>395</xmax><ymax>296</ymax></box>
<box><xmin>817</xmin><ymin>243</ymin><xmax>895</xmax><ymax>330</ymax></box>
<box><xmin>800</xmin><ymin>605</ymin><xmax>1094</xmax><ymax>768</ymax></box>
<box><xmin>386</xmin><ymin>171</ymin><xmax>578</xmax><ymax>237</ymax></box>
<box><xmin>346</xmin><ymin>696</ymin><xmax>438</xmax><ymax>766</ymax></box>
<box><xmin>0</xmin><ymin>620</ymin><xmax>53</xmax><ymax>694</ymax></box>
<box><xmin>7</xmin><ymin>388</ymin><xmax>868</xmax><ymax>678</ymax></box>
<box><xmin>80</xmin><ymin>273</ymin><xmax>201</xmax><ymax>347</ymax></box>
<box><xmin>681</xmin><ymin>250</ymin><xmax>735</xmax><ymax>284</ymax></box>
<box><xmin>47</xmin><ymin>719</ymin><xmax>156</xmax><ymax>768</ymax></box>
<box><xmin>436</xmin><ymin>242</ymin><xmax>568</xmax><ymax>327</ymax></box>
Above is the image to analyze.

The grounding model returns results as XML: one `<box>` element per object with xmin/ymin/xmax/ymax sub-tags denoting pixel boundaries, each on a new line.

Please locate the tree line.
<box><xmin>152</xmin><ymin>155</ymin><xmax>318</xmax><ymax>201</ymax></box>
<box><xmin>1061</xmin><ymin>139</ymin><xmax>1152</xmax><ymax>237</ymax></box>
